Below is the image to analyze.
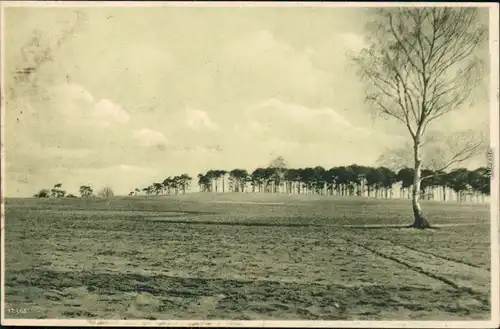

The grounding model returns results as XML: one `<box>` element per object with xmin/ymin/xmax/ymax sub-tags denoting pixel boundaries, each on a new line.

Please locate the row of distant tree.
<box><xmin>130</xmin><ymin>156</ymin><xmax>490</xmax><ymax>203</ymax></box>
<box><xmin>33</xmin><ymin>160</ymin><xmax>490</xmax><ymax>204</ymax></box>
<box><xmin>34</xmin><ymin>184</ymin><xmax>114</xmax><ymax>199</ymax></box>
<box><xmin>129</xmin><ymin>174</ymin><xmax>193</xmax><ymax>196</ymax></box>
<box><xmin>192</xmin><ymin>157</ymin><xmax>490</xmax><ymax>203</ymax></box>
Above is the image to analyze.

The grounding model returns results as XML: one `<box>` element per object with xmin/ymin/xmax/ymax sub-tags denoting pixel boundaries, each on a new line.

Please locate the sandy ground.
<box><xmin>3</xmin><ymin>195</ymin><xmax>492</xmax><ymax>320</ymax></box>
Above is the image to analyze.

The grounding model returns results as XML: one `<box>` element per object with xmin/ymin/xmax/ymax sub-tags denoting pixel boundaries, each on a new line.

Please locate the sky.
<box><xmin>3</xmin><ymin>4</ymin><xmax>491</xmax><ymax>197</ymax></box>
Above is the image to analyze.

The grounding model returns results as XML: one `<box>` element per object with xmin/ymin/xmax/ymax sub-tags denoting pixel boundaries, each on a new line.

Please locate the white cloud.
<box><xmin>8</xmin><ymin>82</ymin><xmax>134</xmax><ymax>154</ymax></box>
<box><xmin>231</xmin><ymin>98</ymin><xmax>400</xmax><ymax>166</ymax></box>
<box><xmin>239</xmin><ymin>120</ymin><xmax>270</xmax><ymax>137</ymax></box>
<box><xmin>57</xmin><ymin>83</ymin><xmax>95</xmax><ymax>104</ymax></box>
<box><xmin>51</xmin><ymin>83</ymin><xmax>130</xmax><ymax>127</ymax></box>
<box><xmin>305</xmin><ymin>31</ymin><xmax>367</xmax><ymax>73</ymax></box>
<box><xmin>265</xmin><ymin>138</ymin><xmax>302</xmax><ymax>154</ymax></box>
<box><xmin>133</xmin><ymin>128</ymin><xmax>168</xmax><ymax>148</ymax></box>
<box><xmin>92</xmin><ymin>99</ymin><xmax>131</xmax><ymax>125</ymax></box>
<box><xmin>225</xmin><ymin>30</ymin><xmax>282</xmax><ymax>58</ymax></box>
<box><xmin>256</xmin><ymin>99</ymin><xmax>353</xmax><ymax>128</ymax></box>
<box><xmin>338</xmin><ymin>32</ymin><xmax>366</xmax><ymax>53</ymax></box>
<box><xmin>176</xmin><ymin>145</ymin><xmax>222</xmax><ymax>154</ymax></box>
<box><xmin>185</xmin><ymin>108</ymin><xmax>219</xmax><ymax>130</ymax></box>
<box><xmin>223</xmin><ymin>29</ymin><xmax>327</xmax><ymax>96</ymax></box>
<box><xmin>123</xmin><ymin>44</ymin><xmax>174</xmax><ymax>73</ymax></box>
<box><xmin>38</xmin><ymin>146</ymin><xmax>93</xmax><ymax>160</ymax></box>
<box><xmin>241</xmin><ymin>99</ymin><xmax>356</xmax><ymax>144</ymax></box>
<box><xmin>117</xmin><ymin>164</ymin><xmax>157</xmax><ymax>172</ymax></box>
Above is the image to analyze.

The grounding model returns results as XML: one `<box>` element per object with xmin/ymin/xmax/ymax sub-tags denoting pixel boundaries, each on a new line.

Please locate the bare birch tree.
<box><xmin>353</xmin><ymin>7</ymin><xmax>487</xmax><ymax>228</ymax></box>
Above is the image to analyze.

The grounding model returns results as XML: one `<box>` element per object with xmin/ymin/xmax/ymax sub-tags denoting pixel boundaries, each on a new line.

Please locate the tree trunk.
<box><xmin>411</xmin><ymin>141</ymin><xmax>431</xmax><ymax>229</ymax></box>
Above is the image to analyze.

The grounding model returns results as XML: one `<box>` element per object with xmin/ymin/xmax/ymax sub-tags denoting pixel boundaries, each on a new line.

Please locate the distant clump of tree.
<box><xmin>51</xmin><ymin>183</ymin><xmax>66</xmax><ymax>198</ymax></box>
<box><xmin>34</xmin><ymin>184</ymin><xmax>66</xmax><ymax>198</ymax></box>
<box><xmin>131</xmin><ymin>174</ymin><xmax>192</xmax><ymax>197</ymax></box>
<box><xmin>33</xmin><ymin>183</ymin><xmax>112</xmax><ymax>200</ymax></box>
<box><xmin>79</xmin><ymin>185</ymin><xmax>94</xmax><ymax>199</ymax></box>
<box><xmin>34</xmin><ymin>188</ymin><xmax>51</xmax><ymax>198</ymax></box>
<box><xmin>98</xmin><ymin>186</ymin><xmax>115</xmax><ymax>199</ymax></box>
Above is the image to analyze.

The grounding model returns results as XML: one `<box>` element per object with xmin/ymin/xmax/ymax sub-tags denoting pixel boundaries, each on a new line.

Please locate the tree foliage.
<box><xmin>98</xmin><ymin>186</ymin><xmax>115</xmax><ymax>199</ymax></box>
<box><xmin>132</xmin><ymin>174</ymin><xmax>193</xmax><ymax>196</ymax></box>
<box><xmin>34</xmin><ymin>189</ymin><xmax>50</xmax><ymax>198</ymax></box>
<box><xmin>79</xmin><ymin>185</ymin><xmax>94</xmax><ymax>198</ymax></box>
<box><xmin>194</xmin><ymin>163</ymin><xmax>490</xmax><ymax>202</ymax></box>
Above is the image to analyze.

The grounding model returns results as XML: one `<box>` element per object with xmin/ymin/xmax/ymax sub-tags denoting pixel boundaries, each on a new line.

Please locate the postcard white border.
<box><xmin>1</xmin><ymin>0</ymin><xmax>7</xmax><ymax>324</ymax></box>
<box><xmin>1</xmin><ymin>1</ymin><xmax>499</xmax><ymax>328</ymax></box>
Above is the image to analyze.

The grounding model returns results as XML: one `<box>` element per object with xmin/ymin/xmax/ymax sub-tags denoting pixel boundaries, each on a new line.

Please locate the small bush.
<box><xmin>98</xmin><ymin>186</ymin><xmax>115</xmax><ymax>199</ymax></box>
<box><xmin>34</xmin><ymin>189</ymin><xmax>50</xmax><ymax>198</ymax></box>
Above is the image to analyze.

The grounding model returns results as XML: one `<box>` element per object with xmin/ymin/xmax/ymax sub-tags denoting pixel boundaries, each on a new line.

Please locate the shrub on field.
<box><xmin>98</xmin><ymin>186</ymin><xmax>115</xmax><ymax>199</ymax></box>
<box><xmin>50</xmin><ymin>183</ymin><xmax>66</xmax><ymax>198</ymax></box>
<box><xmin>79</xmin><ymin>185</ymin><xmax>94</xmax><ymax>198</ymax></box>
<box><xmin>66</xmin><ymin>194</ymin><xmax>78</xmax><ymax>198</ymax></box>
<box><xmin>34</xmin><ymin>189</ymin><xmax>50</xmax><ymax>198</ymax></box>
<box><xmin>51</xmin><ymin>188</ymin><xmax>66</xmax><ymax>198</ymax></box>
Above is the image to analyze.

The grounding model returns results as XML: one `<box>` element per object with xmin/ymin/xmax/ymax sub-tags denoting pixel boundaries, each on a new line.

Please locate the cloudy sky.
<box><xmin>3</xmin><ymin>4</ymin><xmax>491</xmax><ymax>197</ymax></box>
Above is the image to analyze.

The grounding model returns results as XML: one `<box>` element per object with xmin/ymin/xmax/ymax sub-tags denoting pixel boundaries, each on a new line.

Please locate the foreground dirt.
<box><xmin>4</xmin><ymin>196</ymin><xmax>492</xmax><ymax>320</ymax></box>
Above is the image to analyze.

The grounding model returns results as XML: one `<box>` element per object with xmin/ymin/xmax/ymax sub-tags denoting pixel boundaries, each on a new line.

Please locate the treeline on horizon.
<box><xmin>193</xmin><ymin>165</ymin><xmax>490</xmax><ymax>203</ymax></box>
<box><xmin>33</xmin><ymin>159</ymin><xmax>491</xmax><ymax>203</ymax></box>
<box><xmin>34</xmin><ymin>184</ymin><xmax>114</xmax><ymax>199</ymax></box>
<box><xmin>135</xmin><ymin>157</ymin><xmax>490</xmax><ymax>203</ymax></box>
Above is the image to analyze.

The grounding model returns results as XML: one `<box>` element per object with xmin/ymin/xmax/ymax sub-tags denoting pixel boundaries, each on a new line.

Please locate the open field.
<box><xmin>3</xmin><ymin>193</ymin><xmax>492</xmax><ymax>320</ymax></box>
